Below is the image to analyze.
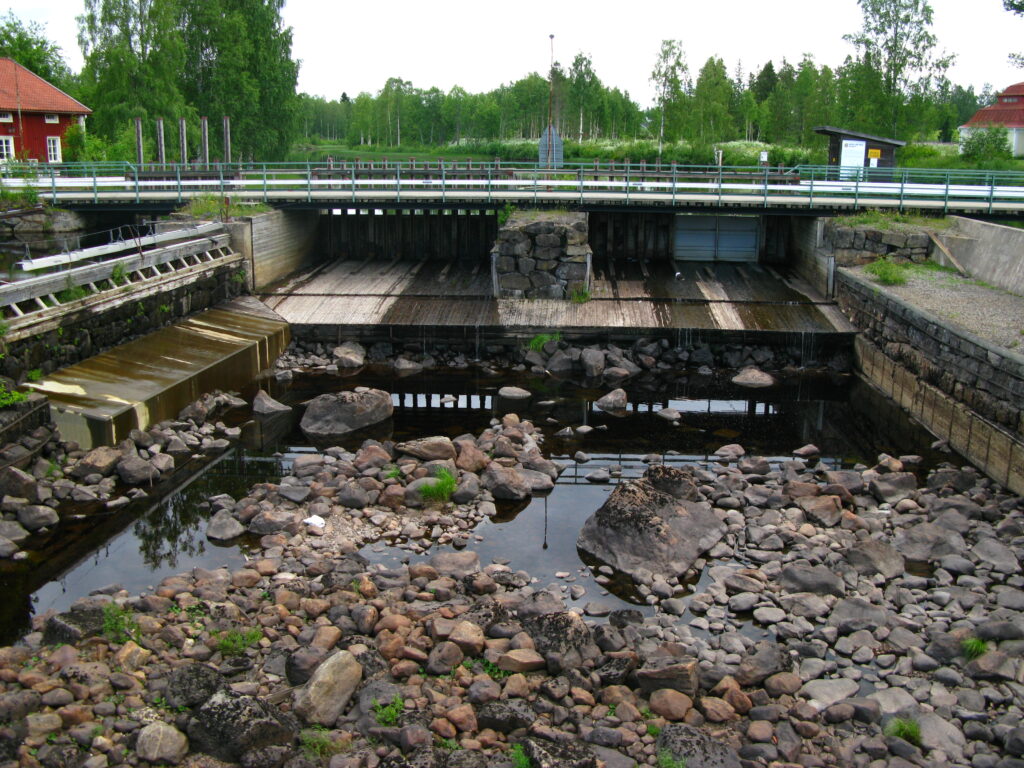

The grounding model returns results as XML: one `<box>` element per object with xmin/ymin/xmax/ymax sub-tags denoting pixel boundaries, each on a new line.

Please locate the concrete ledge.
<box><xmin>938</xmin><ymin>217</ymin><xmax>1024</xmax><ymax>295</ymax></box>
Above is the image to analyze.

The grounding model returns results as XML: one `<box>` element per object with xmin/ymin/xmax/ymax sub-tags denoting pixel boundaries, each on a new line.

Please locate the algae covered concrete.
<box><xmin>27</xmin><ymin>298</ymin><xmax>289</xmax><ymax>448</ymax></box>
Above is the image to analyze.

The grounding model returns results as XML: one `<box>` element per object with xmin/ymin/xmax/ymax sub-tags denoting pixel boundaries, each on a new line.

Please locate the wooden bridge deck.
<box><xmin>260</xmin><ymin>257</ymin><xmax>854</xmax><ymax>341</ymax></box>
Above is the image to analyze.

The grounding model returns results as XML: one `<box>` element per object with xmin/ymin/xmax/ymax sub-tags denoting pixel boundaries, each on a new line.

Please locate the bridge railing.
<box><xmin>2</xmin><ymin>160</ymin><xmax>1024</xmax><ymax>212</ymax></box>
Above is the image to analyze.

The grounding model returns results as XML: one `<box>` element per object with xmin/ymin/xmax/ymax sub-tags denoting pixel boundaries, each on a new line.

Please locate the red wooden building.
<box><xmin>0</xmin><ymin>57</ymin><xmax>91</xmax><ymax>164</ymax></box>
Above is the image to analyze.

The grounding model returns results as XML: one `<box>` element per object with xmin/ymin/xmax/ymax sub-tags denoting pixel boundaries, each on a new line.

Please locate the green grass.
<box><xmin>961</xmin><ymin>636</ymin><xmax>989</xmax><ymax>660</ymax></box>
<box><xmin>299</xmin><ymin>726</ymin><xmax>345</xmax><ymax>761</ymax></box>
<box><xmin>569</xmin><ymin>285</ymin><xmax>591</xmax><ymax>304</ymax></box>
<box><xmin>110</xmin><ymin>264</ymin><xmax>128</xmax><ymax>287</ymax></box>
<box><xmin>383</xmin><ymin>464</ymin><xmax>401</xmax><ymax>480</ymax></box>
<box><xmin>863</xmin><ymin>257</ymin><xmax>957</xmax><ymax>286</ymax></box>
<box><xmin>56</xmin><ymin>278</ymin><xmax>92</xmax><ymax>303</ymax></box>
<box><xmin>371</xmin><ymin>694</ymin><xmax>404</xmax><ymax>727</ymax></box>
<box><xmin>838</xmin><ymin>210</ymin><xmax>952</xmax><ymax>231</ymax></box>
<box><xmin>497</xmin><ymin>202</ymin><xmax>517</xmax><ymax>228</ymax></box>
<box><xmin>527</xmin><ymin>332</ymin><xmax>561</xmax><ymax>353</ymax></box>
<box><xmin>102</xmin><ymin>603</ymin><xmax>139</xmax><ymax>644</ymax></box>
<box><xmin>647</xmin><ymin>723</ymin><xmax>662</xmax><ymax>737</ymax></box>
<box><xmin>508</xmin><ymin>744</ymin><xmax>530</xmax><ymax>768</ymax></box>
<box><xmin>436</xmin><ymin>737</ymin><xmax>460</xmax><ymax>751</ymax></box>
<box><xmin>0</xmin><ymin>383</ymin><xmax>27</xmax><ymax>409</ymax></box>
<box><xmin>179</xmin><ymin>194</ymin><xmax>271</xmax><ymax>220</ymax></box>
<box><xmin>420</xmin><ymin>467</ymin><xmax>457</xmax><ymax>503</ymax></box>
<box><xmin>657</xmin><ymin>751</ymin><xmax>686</xmax><ymax>768</ymax></box>
<box><xmin>864</xmin><ymin>257</ymin><xmax>908</xmax><ymax>285</ymax></box>
<box><xmin>215</xmin><ymin>628</ymin><xmax>262</xmax><ymax>656</ymax></box>
<box><xmin>885</xmin><ymin>717</ymin><xmax>922</xmax><ymax>747</ymax></box>
<box><xmin>26</xmin><ymin>369</ymin><xmax>42</xmax><ymax>382</ymax></box>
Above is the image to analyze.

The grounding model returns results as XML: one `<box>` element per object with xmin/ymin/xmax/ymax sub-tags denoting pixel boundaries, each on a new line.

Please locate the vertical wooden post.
<box><xmin>155</xmin><ymin>118</ymin><xmax>165</xmax><ymax>165</ymax></box>
<box><xmin>134</xmin><ymin>117</ymin><xmax>144</xmax><ymax>166</ymax></box>
<box><xmin>222</xmin><ymin>116</ymin><xmax>231</xmax><ymax>164</ymax></box>
<box><xmin>200</xmin><ymin>117</ymin><xmax>209</xmax><ymax>168</ymax></box>
<box><xmin>179</xmin><ymin>118</ymin><xmax>188</xmax><ymax>164</ymax></box>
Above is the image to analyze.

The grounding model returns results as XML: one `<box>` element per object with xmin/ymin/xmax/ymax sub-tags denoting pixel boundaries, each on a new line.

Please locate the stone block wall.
<box><xmin>823</xmin><ymin>220</ymin><xmax>932</xmax><ymax>266</ymax></box>
<box><xmin>492</xmin><ymin>212</ymin><xmax>591</xmax><ymax>299</ymax></box>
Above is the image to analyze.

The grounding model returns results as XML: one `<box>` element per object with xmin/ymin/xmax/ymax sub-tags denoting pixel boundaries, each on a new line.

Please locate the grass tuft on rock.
<box><xmin>885</xmin><ymin>717</ymin><xmax>922</xmax><ymax>746</ymax></box>
<box><xmin>527</xmin><ymin>332</ymin><xmax>561</xmax><ymax>352</ymax></box>
<box><xmin>961</xmin><ymin>635</ymin><xmax>989</xmax><ymax>660</ymax></box>
<box><xmin>657</xmin><ymin>749</ymin><xmax>687</xmax><ymax>768</ymax></box>
<box><xmin>420</xmin><ymin>467</ymin><xmax>457</xmax><ymax>503</ymax></box>
<box><xmin>372</xmin><ymin>694</ymin><xmax>404</xmax><ymax>727</ymax></box>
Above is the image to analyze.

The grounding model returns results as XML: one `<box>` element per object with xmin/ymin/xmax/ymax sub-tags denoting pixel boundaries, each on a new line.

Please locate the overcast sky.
<box><xmin>9</xmin><ymin>0</ymin><xmax>1024</xmax><ymax>105</ymax></box>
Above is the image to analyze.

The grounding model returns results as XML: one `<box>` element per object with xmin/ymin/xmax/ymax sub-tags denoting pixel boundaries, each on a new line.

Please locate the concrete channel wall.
<box><xmin>937</xmin><ymin>217</ymin><xmax>1024</xmax><ymax>295</ymax></box>
<box><xmin>788</xmin><ymin>217</ymin><xmax>829</xmax><ymax>296</ymax></box>
<box><xmin>836</xmin><ymin>268</ymin><xmax>1024</xmax><ymax>494</ymax></box>
<box><xmin>242</xmin><ymin>210</ymin><xmax>322</xmax><ymax>290</ymax></box>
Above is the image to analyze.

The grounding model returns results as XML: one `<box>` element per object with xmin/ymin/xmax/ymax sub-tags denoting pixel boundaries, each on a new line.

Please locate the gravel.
<box><xmin>853</xmin><ymin>266</ymin><xmax>1024</xmax><ymax>351</ymax></box>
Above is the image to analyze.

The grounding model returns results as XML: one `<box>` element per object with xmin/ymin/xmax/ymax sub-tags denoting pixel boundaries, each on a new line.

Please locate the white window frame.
<box><xmin>0</xmin><ymin>136</ymin><xmax>14</xmax><ymax>161</ymax></box>
<box><xmin>44</xmin><ymin>114</ymin><xmax>59</xmax><ymax>124</ymax></box>
<box><xmin>0</xmin><ymin>112</ymin><xmax>12</xmax><ymax>123</ymax></box>
<box><xmin>46</xmin><ymin>136</ymin><xmax>62</xmax><ymax>163</ymax></box>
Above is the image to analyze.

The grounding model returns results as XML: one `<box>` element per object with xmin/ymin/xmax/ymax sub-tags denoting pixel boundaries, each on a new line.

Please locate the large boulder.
<box><xmin>70</xmin><ymin>447</ymin><xmax>122</xmax><ymax>479</ymax></box>
<box><xmin>299</xmin><ymin>389</ymin><xmax>393</xmax><ymax>441</ymax></box>
<box><xmin>656</xmin><ymin>723</ymin><xmax>741</xmax><ymax>768</ymax></box>
<box><xmin>292</xmin><ymin>650</ymin><xmax>363</xmax><ymax>726</ymax></box>
<box><xmin>186</xmin><ymin>691</ymin><xmax>298</xmax><ymax>761</ymax></box>
<box><xmin>479</xmin><ymin>463</ymin><xmax>530</xmax><ymax>501</ymax></box>
<box><xmin>332</xmin><ymin>341</ymin><xmax>366</xmax><ymax>368</ymax></box>
<box><xmin>395</xmin><ymin>436</ymin><xmax>457</xmax><ymax>461</ymax></box>
<box><xmin>577</xmin><ymin>476</ymin><xmax>725</xmax><ymax>581</ymax></box>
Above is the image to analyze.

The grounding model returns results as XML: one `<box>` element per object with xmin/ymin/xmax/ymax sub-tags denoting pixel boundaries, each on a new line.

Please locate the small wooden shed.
<box><xmin>814</xmin><ymin>126</ymin><xmax>905</xmax><ymax>177</ymax></box>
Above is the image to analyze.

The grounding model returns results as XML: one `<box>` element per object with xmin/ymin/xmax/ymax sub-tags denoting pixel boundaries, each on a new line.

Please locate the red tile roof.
<box><xmin>0</xmin><ymin>58</ymin><xmax>90</xmax><ymax>115</ymax></box>
<box><xmin>963</xmin><ymin>82</ymin><xmax>1024</xmax><ymax>129</ymax></box>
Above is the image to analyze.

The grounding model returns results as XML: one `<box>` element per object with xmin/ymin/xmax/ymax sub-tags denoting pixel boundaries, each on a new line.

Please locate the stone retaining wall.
<box><xmin>836</xmin><ymin>268</ymin><xmax>1024</xmax><ymax>493</ymax></box>
<box><xmin>1</xmin><ymin>265</ymin><xmax>245</xmax><ymax>383</ymax></box>
<box><xmin>492</xmin><ymin>212</ymin><xmax>592</xmax><ymax>299</ymax></box>
<box><xmin>823</xmin><ymin>220</ymin><xmax>933</xmax><ymax>266</ymax></box>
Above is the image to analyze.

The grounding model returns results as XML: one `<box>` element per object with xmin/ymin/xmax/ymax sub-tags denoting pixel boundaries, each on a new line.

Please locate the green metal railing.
<box><xmin>1</xmin><ymin>160</ymin><xmax>1023</xmax><ymax>213</ymax></box>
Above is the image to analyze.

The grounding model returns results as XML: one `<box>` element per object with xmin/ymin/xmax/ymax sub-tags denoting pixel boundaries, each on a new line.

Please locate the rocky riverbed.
<box><xmin>1</xmin><ymin>337</ymin><xmax>1022</xmax><ymax>768</ymax></box>
<box><xmin>2</xmin><ymin>395</ymin><xmax>1023</xmax><ymax>768</ymax></box>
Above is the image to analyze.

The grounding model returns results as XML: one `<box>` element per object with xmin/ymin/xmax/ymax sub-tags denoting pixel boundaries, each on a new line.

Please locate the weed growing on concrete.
<box><xmin>961</xmin><ymin>636</ymin><xmax>989</xmax><ymax>660</ymax></box>
<box><xmin>420</xmin><ymin>467</ymin><xmax>457</xmax><ymax>503</ymax></box>
<box><xmin>110</xmin><ymin>264</ymin><xmax>128</xmax><ymax>287</ymax></box>
<box><xmin>371</xmin><ymin>694</ymin><xmax>404</xmax><ymax>727</ymax></box>
<box><xmin>527</xmin><ymin>332</ymin><xmax>561</xmax><ymax>352</ymax></box>
<box><xmin>885</xmin><ymin>717</ymin><xmax>922</xmax><ymax>746</ymax></box>
<box><xmin>215</xmin><ymin>628</ymin><xmax>262</xmax><ymax>656</ymax></box>
<box><xmin>570</xmin><ymin>285</ymin><xmax>591</xmax><ymax>304</ymax></box>
<box><xmin>101</xmin><ymin>603</ymin><xmax>139</xmax><ymax>644</ymax></box>
<box><xmin>497</xmin><ymin>202</ymin><xmax>517</xmax><ymax>228</ymax></box>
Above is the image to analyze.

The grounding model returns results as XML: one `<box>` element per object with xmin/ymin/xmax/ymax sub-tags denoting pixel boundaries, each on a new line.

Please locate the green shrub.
<box><xmin>436</xmin><ymin>737</ymin><xmax>460</xmax><ymax>751</ymax></box>
<box><xmin>508</xmin><ymin>744</ymin><xmax>530</xmax><ymax>768</ymax></box>
<box><xmin>215</xmin><ymin>628</ymin><xmax>262</xmax><ymax>656</ymax></box>
<box><xmin>962</xmin><ymin>125</ymin><xmax>1013</xmax><ymax>163</ymax></box>
<box><xmin>0</xmin><ymin>383</ymin><xmax>27</xmax><ymax>409</ymax></box>
<box><xmin>885</xmin><ymin>717</ymin><xmax>922</xmax><ymax>746</ymax></box>
<box><xmin>56</xmin><ymin>277</ymin><xmax>91</xmax><ymax>303</ymax></box>
<box><xmin>102</xmin><ymin>603</ymin><xmax>139</xmax><ymax>644</ymax></box>
<box><xmin>497</xmin><ymin>202</ymin><xmax>517</xmax><ymax>227</ymax></box>
<box><xmin>527</xmin><ymin>332</ymin><xmax>561</xmax><ymax>352</ymax></box>
<box><xmin>864</xmin><ymin>258</ymin><xmax>907</xmax><ymax>286</ymax></box>
<box><xmin>371</xmin><ymin>694</ymin><xmax>404</xmax><ymax>726</ymax></box>
<box><xmin>180</xmin><ymin>194</ymin><xmax>270</xmax><ymax>220</ymax></box>
<box><xmin>26</xmin><ymin>369</ymin><xmax>42</xmax><ymax>382</ymax></box>
<box><xmin>961</xmin><ymin>636</ymin><xmax>989</xmax><ymax>660</ymax></box>
<box><xmin>110</xmin><ymin>264</ymin><xmax>128</xmax><ymax>287</ymax></box>
<box><xmin>420</xmin><ymin>467</ymin><xmax>457</xmax><ymax>503</ymax></box>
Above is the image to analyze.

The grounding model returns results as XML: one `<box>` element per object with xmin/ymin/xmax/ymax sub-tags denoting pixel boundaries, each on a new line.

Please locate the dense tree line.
<box><xmin>0</xmin><ymin>0</ymin><xmax>1020</xmax><ymax>164</ymax></box>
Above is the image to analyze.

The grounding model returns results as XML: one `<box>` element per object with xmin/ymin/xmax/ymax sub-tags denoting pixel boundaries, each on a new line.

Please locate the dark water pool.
<box><xmin>0</xmin><ymin>365</ymin><xmax>957</xmax><ymax>643</ymax></box>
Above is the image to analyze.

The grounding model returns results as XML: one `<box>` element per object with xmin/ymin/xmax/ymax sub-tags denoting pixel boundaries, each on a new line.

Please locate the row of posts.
<box><xmin>133</xmin><ymin>116</ymin><xmax>232</xmax><ymax>166</ymax></box>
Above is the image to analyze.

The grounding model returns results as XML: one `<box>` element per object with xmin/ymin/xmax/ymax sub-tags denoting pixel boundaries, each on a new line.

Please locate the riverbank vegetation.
<box><xmin>0</xmin><ymin>1</ymin><xmax>1022</xmax><ymax>168</ymax></box>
